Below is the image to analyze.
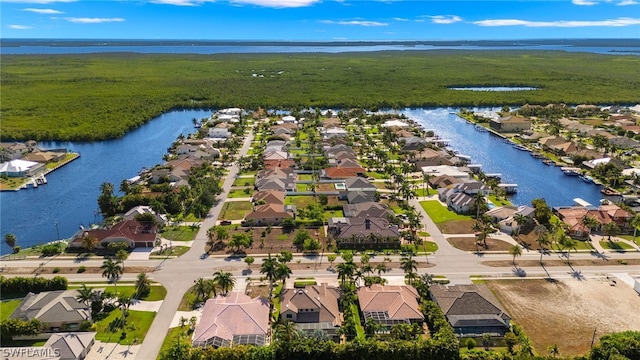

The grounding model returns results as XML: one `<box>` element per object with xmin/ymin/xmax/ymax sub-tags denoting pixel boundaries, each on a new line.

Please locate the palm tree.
<box><xmin>509</xmin><ymin>245</ymin><xmax>522</xmax><ymax>267</ymax></box>
<box><xmin>603</xmin><ymin>222</ymin><xmax>620</xmax><ymax>241</ymax></box>
<box><xmin>548</xmin><ymin>344</ymin><xmax>560</xmax><ymax>358</ymax></box>
<box><xmin>581</xmin><ymin>215</ymin><xmax>599</xmax><ymax>239</ymax></box>
<box><xmin>134</xmin><ymin>272</ymin><xmax>151</xmax><ymax>299</ymax></box>
<box><xmin>375</xmin><ymin>263</ymin><xmax>387</xmax><ymax>276</ymax></box>
<box><xmin>275</xmin><ymin>262</ymin><xmax>292</xmax><ymax>288</ymax></box>
<box><xmin>400</xmin><ymin>255</ymin><xmax>418</xmax><ymax>274</ymax></box>
<box><xmin>336</xmin><ymin>261</ymin><xmax>356</xmax><ymax>284</ymax></box>
<box><xmin>513</xmin><ymin>214</ymin><xmax>530</xmax><ymax>233</ymax></box>
<box><xmin>193</xmin><ymin>277</ymin><xmax>215</xmax><ymax>301</ymax></box>
<box><xmin>274</xmin><ymin>320</ymin><xmax>299</xmax><ymax>342</ymax></box>
<box><xmin>81</xmin><ymin>234</ymin><xmax>98</xmax><ymax>252</ymax></box>
<box><xmin>260</xmin><ymin>254</ymin><xmax>278</xmax><ymax>310</ymax></box>
<box><xmin>115</xmin><ymin>249</ymin><xmax>128</xmax><ymax>272</ymax></box>
<box><xmin>364</xmin><ymin>317</ymin><xmax>381</xmax><ymax>338</ymax></box>
<box><xmin>536</xmin><ymin>236</ymin><xmax>550</xmax><ymax>263</ymax></box>
<box><xmin>560</xmin><ymin>236</ymin><xmax>578</xmax><ymax>266</ymax></box>
<box><xmin>76</xmin><ymin>284</ymin><xmax>94</xmax><ymax>306</ymax></box>
<box><xmin>4</xmin><ymin>233</ymin><xmax>16</xmax><ymax>249</ymax></box>
<box><xmin>404</xmin><ymin>271</ymin><xmax>418</xmax><ymax>285</ymax></box>
<box><xmin>101</xmin><ymin>258</ymin><xmax>123</xmax><ymax>294</ymax></box>
<box><xmin>631</xmin><ymin>213</ymin><xmax>640</xmax><ymax>245</ymax></box>
<box><xmin>213</xmin><ymin>270</ymin><xmax>235</xmax><ymax>295</ymax></box>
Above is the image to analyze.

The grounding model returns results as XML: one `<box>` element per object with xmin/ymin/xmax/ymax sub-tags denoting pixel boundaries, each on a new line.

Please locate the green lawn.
<box><xmin>0</xmin><ymin>299</ymin><xmax>22</xmax><ymax>320</ymax></box>
<box><xmin>349</xmin><ymin>303</ymin><xmax>365</xmax><ymax>339</ymax></box>
<box><xmin>232</xmin><ymin>177</ymin><xmax>255</xmax><ymax>187</ymax></box>
<box><xmin>420</xmin><ymin>201</ymin><xmax>471</xmax><ymax>224</ymax></box>
<box><xmin>159</xmin><ymin>327</ymin><xmax>192</xmax><ymax>357</ymax></box>
<box><xmin>238</xmin><ymin>170</ymin><xmax>257</xmax><ymax>177</ymax></box>
<box><xmin>296</xmin><ymin>183</ymin><xmax>309</xmax><ymax>192</ymax></box>
<box><xmin>284</xmin><ymin>195</ymin><xmax>315</xmax><ymax>208</ymax></box>
<box><xmin>160</xmin><ymin>226</ymin><xmax>199</xmax><ymax>242</ymax></box>
<box><xmin>69</xmin><ymin>284</ymin><xmax>167</xmax><ymax>301</ymax></box>
<box><xmin>219</xmin><ymin>201</ymin><xmax>253</xmax><ymax>220</ymax></box>
<box><xmin>323</xmin><ymin>210</ymin><xmax>344</xmax><ymax>219</ymax></box>
<box><xmin>364</xmin><ymin>172</ymin><xmax>388</xmax><ymax>179</ymax></box>
<box><xmin>488</xmin><ymin>195</ymin><xmax>512</xmax><ymax>207</ymax></box>
<box><xmin>298</xmin><ymin>174</ymin><xmax>314</xmax><ymax>181</ymax></box>
<box><xmin>94</xmin><ymin>310</ymin><xmax>156</xmax><ymax>345</ymax></box>
<box><xmin>600</xmin><ymin>240</ymin><xmax>634</xmax><ymax>251</ymax></box>
<box><xmin>423</xmin><ymin>241</ymin><xmax>438</xmax><ymax>253</ymax></box>
<box><xmin>150</xmin><ymin>246</ymin><xmax>190</xmax><ymax>258</ymax></box>
<box><xmin>617</xmin><ymin>234</ymin><xmax>640</xmax><ymax>245</ymax></box>
<box><xmin>228</xmin><ymin>188</ymin><xmax>253</xmax><ymax>198</ymax></box>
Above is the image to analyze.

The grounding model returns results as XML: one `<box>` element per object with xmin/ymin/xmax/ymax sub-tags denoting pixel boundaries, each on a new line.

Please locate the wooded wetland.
<box><xmin>1</xmin><ymin>51</ymin><xmax>639</xmax><ymax>141</ymax></box>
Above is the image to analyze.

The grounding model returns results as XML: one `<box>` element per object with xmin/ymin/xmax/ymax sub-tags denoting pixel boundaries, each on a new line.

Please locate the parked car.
<box><xmin>219</xmin><ymin>220</ymin><xmax>232</xmax><ymax>225</ymax></box>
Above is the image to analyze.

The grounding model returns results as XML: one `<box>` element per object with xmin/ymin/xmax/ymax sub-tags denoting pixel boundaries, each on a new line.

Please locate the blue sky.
<box><xmin>1</xmin><ymin>0</ymin><xmax>639</xmax><ymax>40</ymax></box>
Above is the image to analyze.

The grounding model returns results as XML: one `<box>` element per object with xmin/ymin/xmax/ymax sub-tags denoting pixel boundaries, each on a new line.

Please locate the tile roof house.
<box><xmin>263</xmin><ymin>150</ymin><xmax>290</xmax><ymax>161</ymax></box>
<box><xmin>252</xmin><ymin>190</ymin><xmax>286</xmax><ymax>205</ymax></box>
<box><xmin>192</xmin><ymin>293</ymin><xmax>270</xmax><ymax>348</ymax></box>
<box><xmin>344</xmin><ymin>177</ymin><xmax>376</xmax><ymax>192</ymax></box>
<box><xmin>357</xmin><ymin>285</ymin><xmax>424</xmax><ymax>326</ymax></box>
<box><xmin>554</xmin><ymin>204</ymin><xmax>631</xmax><ymax>239</ymax></box>
<box><xmin>280</xmin><ymin>284</ymin><xmax>342</xmax><ymax>336</ymax></box>
<box><xmin>329</xmin><ymin>216</ymin><xmax>401</xmax><ymax>249</ymax></box>
<box><xmin>430</xmin><ymin>284</ymin><xmax>511</xmax><ymax>336</ymax></box>
<box><xmin>321</xmin><ymin>167</ymin><xmax>365</xmax><ymax>179</ymax></box>
<box><xmin>255</xmin><ymin>177</ymin><xmax>296</xmax><ymax>192</ymax></box>
<box><xmin>429</xmin><ymin>174</ymin><xmax>463</xmax><ymax>189</ymax></box>
<box><xmin>10</xmin><ymin>291</ymin><xmax>91</xmax><ymax>333</ymax></box>
<box><xmin>489</xmin><ymin>115</ymin><xmax>531</xmax><ymax>133</ymax></box>
<box><xmin>400</xmin><ymin>136</ymin><xmax>429</xmax><ymax>152</ymax></box>
<box><xmin>69</xmin><ymin>220</ymin><xmax>158</xmax><ymax>248</ymax></box>
<box><xmin>44</xmin><ymin>332</ymin><xmax>96</xmax><ymax>360</ymax></box>
<box><xmin>244</xmin><ymin>204</ymin><xmax>294</xmax><ymax>226</ymax></box>
<box><xmin>438</xmin><ymin>188</ymin><xmax>476</xmax><ymax>215</ymax></box>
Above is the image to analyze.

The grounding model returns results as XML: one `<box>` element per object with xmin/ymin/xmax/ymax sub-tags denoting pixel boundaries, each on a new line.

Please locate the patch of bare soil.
<box><xmin>207</xmin><ymin>227</ymin><xmax>327</xmax><ymax>256</ymax></box>
<box><xmin>486</xmin><ymin>279</ymin><xmax>640</xmax><ymax>356</ymax></box>
<box><xmin>438</xmin><ymin>220</ymin><xmax>476</xmax><ymax>234</ymax></box>
<box><xmin>481</xmin><ymin>258</ymin><xmax>640</xmax><ymax>267</ymax></box>
<box><xmin>447</xmin><ymin>237</ymin><xmax>512</xmax><ymax>252</ymax></box>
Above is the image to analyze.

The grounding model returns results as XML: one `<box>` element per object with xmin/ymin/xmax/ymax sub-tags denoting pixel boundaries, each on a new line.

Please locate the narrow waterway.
<box><xmin>0</xmin><ymin>110</ymin><xmax>211</xmax><ymax>254</ymax></box>
<box><xmin>403</xmin><ymin>108</ymin><xmax>604</xmax><ymax>208</ymax></box>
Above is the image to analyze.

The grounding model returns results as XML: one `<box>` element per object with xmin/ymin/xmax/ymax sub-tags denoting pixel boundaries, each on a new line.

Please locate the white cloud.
<box><xmin>320</xmin><ymin>20</ymin><xmax>388</xmax><ymax>26</ymax></box>
<box><xmin>22</xmin><ymin>7</ymin><xmax>62</xmax><ymax>13</ymax></box>
<box><xmin>572</xmin><ymin>0</ymin><xmax>598</xmax><ymax>5</ymax></box>
<box><xmin>231</xmin><ymin>0</ymin><xmax>319</xmax><ymax>7</ymax></box>
<box><xmin>65</xmin><ymin>17</ymin><xmax>125</xmax><ymax>23</ymax></box>
<box><xmin>617</xmin><ymin>0</ymin><xmax>639</xmax><ymax>5</ymax></box>
<box><xmin>474</xmin><ymin>17</ymin><xmax>640</xmax><ymax>27</ymax></box>
<box><xmin>393</xmin><ymin>17</ymin><xmax>408</xmax><ymax>21</ymax></box>
<box><xmin>7</xmin><ymin>24</ymin><xmax>33</xmax><ymax>29</ymax></box>
<box><xmin>151</xmin><ymin>0</ymin><xmax>208</xmax><ymax>5</ymax></box>
<box><xmin>430</xmin><ymin>15</ymin><xmax>462</xmax><ymax>24</ymax></box>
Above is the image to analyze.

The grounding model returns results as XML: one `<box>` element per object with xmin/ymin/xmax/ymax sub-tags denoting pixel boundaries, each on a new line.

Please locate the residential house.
<box><xmin>322</xmin><ymin>117</ymin><xmax>341</xmax><ymax>128</ymax></box>
<box><xmin>438</xmin><ymin>188</ymin><xmax>476</xmax><ymax>214</ymax></box>
<box><xmin>357</xmin><ymin>285</ymin><xmax>424</xmax><ymax>326</ymax></box>
<box><xmin>452</xmin><ymin>181</ymin><xmax>491</xmax><ymax>196</ymax></box>
<box><xmin>555</xmin><ymin>206</ymin><xmax>615</xmax><ymax>239</ymax></box>
<box><xmin>208</xmin><ymin>128</ymin><xmax>232</xmax><ymax>139</ymax></box>
<box><xmin>421</xmin><ymin>165</ymin><xmax>471</xmax><ymax>180</ymax></box>
<box><xmin>122</xmin><ymin>205</ymin><xmax>168</xmax><ymax>225</ymax></box>
<box><xmin>10</xmin><ymin>290</ymin><xmax>91</xmax><ymax>333</ymax></box>
<box><xmin>548</xmin><ymin>141</ymin><xmax>578</xmax><ymax>155</ymax></box>
<box><xmin>343</xmin><ymin>202</ymin><xmax>394</xmax><ymax>219</ymax></box>
<box><xmin>381</xmin><ymin>119</ymin><xmax>410</xmax><ymax>128</ymax></box>
<box><xmin>257</xmin><ymin>167</ymin><xmax>294</xmax><ymax>180</ymax></box>
<box><xmin>244</xmin><ymin>204</ymin><xmax>294</xmax><ymax>226</ymax></box>
<box><xmin>489</xmin><ymin>115</ymin><xmax>531</xmax><ymax>133</ymax></box>
<box><xmin>264</xmin><ymin>159</ymin><xmax>295</xmax><ymax>170</ymax></box>
<box><xmin>282</xmin><ymin>115</ymin><xmax>297</xmax><ymax>123</ymax></box>
<box><xmin>344</xmin><ymin>177</ymin><xmax>376</xmax><ymax>192</ymax></box>
<box><xmin>609</xmin><ymin>136</ymin><xmax>640</xmax><ymax>150</ymax></box>
<box><xmin>429</xmin><ymin>174</ymin><xmax>462</xmax><ymax>189</ymax></box>
<box><xmin>192</xmin><ymin>293</ymin><xmax>270</xmax><ymax>348</ymax></box>
<box><xmin>22</xmin><ymin>151</ymin><xmax>65</xmax><ymax>163</ymax></box>
<box><xmin>346</xmin><ymin>191</ymin><xmax>376</xmax><ymax>204</ymax></box>
<box><xmin>485</xmin><ymin>205</ymin><xmax>535</xmax><ymax>233</ymax></box>
<box><xmin>411</xmin><ymin>148</ymin><xmax>455</xmax><ymax>167</ymax></box>
<box><xmin>329</xmin><ymin>216</ymin><xmax>401</xmax><ymax>249</ymax></box>
<box><xmin>252</xmin><ymin>190</ymin><xmax>286</xmax><ymax>206</ymax></box>
<box><xmin>263</xmin><ymin>150</ymin><xmax>289</xmax><ymax>161</ymax></box>
<box><xmin>400</xmin><ymin>136</ymin><xmax>428</xmax><ymax>152</ymax></box>
<box><xmin>45</xmin><ymin>332</ymin><xmax>96</xmax><ymax>360</ymax></box>
<box><xmin>280</xmin><ymin>284</ymin><xmax>341</xmax><ymax>337</ymax></box>
<box><xmin>255</xmin><ymin>177</ymin><xmax>296</xmax><ymax>192</ymax></box>
<box><xmin>430</xmin><ymin>284</ymin><xmax>511</xmax><ymax>337</ymax></box>
<box><xmin>322</xmin><ymin>127</ymin><xmax>348</xmax><ymax>139</ymax></box>
<box><xmin>0</xmin><ymin>159</ymin><xmax>43</xmax><ymax>177</ymax></box>
<box><xmin>69</xmin><ymin>220</ymin><xmax>158</xmax><ymax>248</ymax></box>
<box><xmin>0</xmin><ymin>142</ymin><xmax>29</xmax><ymax>161</ymax></box>
<box><xmin>264</xmin><ymin>140</ymin><xmax>288</xmax><ymax>153</ymax></box>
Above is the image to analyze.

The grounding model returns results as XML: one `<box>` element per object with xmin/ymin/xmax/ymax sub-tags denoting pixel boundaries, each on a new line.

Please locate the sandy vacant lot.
<box><xmin>487</xmin><ymin>278</ymin><xmax>640</xmax><ymax>357</ymax></box>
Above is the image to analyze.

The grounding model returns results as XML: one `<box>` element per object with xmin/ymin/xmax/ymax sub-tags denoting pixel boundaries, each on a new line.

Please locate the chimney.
<box><xmin>365</xmin><ymin>215</ymin><xmax>371</xmax><ymax>230</ymax></box>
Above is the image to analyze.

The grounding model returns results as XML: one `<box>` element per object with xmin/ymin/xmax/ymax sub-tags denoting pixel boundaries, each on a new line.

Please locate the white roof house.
<box><xmin>0</xmin><ymin>159</ymin><xmax>42</xmax><ymax>177</ymax></box>
<box><xmin>123</xmin><ymin>205</ymin><xmax>167</xmax><ymax>225</ymax></box>
<box><xmin>381</xmin><ymin>120</ymin><xmax>410</xmax><ymax>128</ymax></box>
<box><xmin>421</xmin><ymin>165</ymin><xmax>471</xmax><ymax>179</ymax></box>
<box><xmin>282</xmin><ymin>115</ymin><xmax>296</xmax><ymax>123</ymax></box>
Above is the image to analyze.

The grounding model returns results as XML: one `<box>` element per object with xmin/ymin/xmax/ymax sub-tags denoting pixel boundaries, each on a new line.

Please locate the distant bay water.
<box><xmin>1</xmin><ymin>39</ymin><xmax>639</xmax><ymax>55</ymax></box>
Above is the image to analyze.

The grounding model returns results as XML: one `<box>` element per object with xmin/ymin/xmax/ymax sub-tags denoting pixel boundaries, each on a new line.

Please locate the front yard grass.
<box><xmin>423</xmin><ymin>241</ymin><xmax>438</xmax><ymax>253</ymax></box>
<box><xmin>420</xmin><ymin>201</ymin><xmax>471</xmax><ymax>224</ymax></box>
<box><xmin>219</xmin><ymin>201</ymin><xmax>253</xmax><ymax>220</ymax></box>
<box><xmin>159</xmin><ymin>327</ymin><xmax>191</xmax><ymax>357</ymax></box>
<box><xmin>232</xmin><ymin>177</ymin><xmax>255</xmax><ymax>187</ymax></box>
<box><xmin>150</xmin><ymin>246</ymin><xmax>190</xmax><ymax>258</ymax></box>
<box><xmin>160</xmin><ymin>226</ymin><xmax>199</xmax><ymax>242</ymax></box>
<box><xmin>298</xmin><ymin>174</ymin><xmax>314</xmax><ymax>181</ymax></box>
<box><xmin>284</xmin><ymin>195</ymin><xmax>315</xmax><ymax>208</ymax></box>
<box><xmin>350</xmin><ymin>303</ymin><xmax>365</xmax><ymax>339</ymax></box>
<box><xmin>94</xmin><ymin>310</ymin><xmax>156</xmax><ymax>345</ymax></box>
<box><xmin>599</xmin><ymin>240</ymin><xmax>634</xmax><ymax>251</ymax></box>
<box><xmin>488</xmin><ymin>195</ymin><xmax>512</xmax><ymax>207</ymax></box>
<box><xmin>228</xmin><ymin>188</ymin><xmax>253</xmax><ymax>198</ymax></box>
<box><xmin>69</xmin><ymin>284</ymin><xmax>167</xmax><ymax>301</ymax></box>
<box><xmin>0</xmin><ymin>299</ymin><xmax>22</xmax><ymax>320</ymax></box>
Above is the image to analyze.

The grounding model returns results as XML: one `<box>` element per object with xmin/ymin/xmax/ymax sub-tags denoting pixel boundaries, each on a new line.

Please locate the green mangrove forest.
<box><xmin>1</xmin><ymin>51</ymin><xmax>639</xmax><ymax>141</ymax></box>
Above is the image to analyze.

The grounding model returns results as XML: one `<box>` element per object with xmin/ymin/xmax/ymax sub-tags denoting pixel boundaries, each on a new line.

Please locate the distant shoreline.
<box><xmin>2</xmin><ymin>38</ymin><xmax>640</xmax><ymax>48</ymax></box>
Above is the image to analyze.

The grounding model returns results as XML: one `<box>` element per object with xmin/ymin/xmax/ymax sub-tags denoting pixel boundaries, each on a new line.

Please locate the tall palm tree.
<box><xmin>536</xmin><ymin>236</ymin><xmax>550</xmax><ymax>263</ymax></box>
<box><xmin>509</xmin><ymin>245</ymin><xmax>522</xmax><ymax>267</ymax></box>
<box><xmin>400</xmin><ymin>255</ymin><xmax>418</xmax><ymax>275</ymax></box>
<box><xmin>547</xmin><ymin>344</ymin><xmax>560</xmax><ymax>358</ymax></box>
<box><xmin>76</xmin><ymin>284</ymin><xmax>94</xmax><ymax>307</ymax></box>
<box><xmin>375</xmin><ymin>263</ymin><xmax>387</xmax><ymax>276</ymax></box>
<box><xmin>81</xmin><ymin>235</ymin><xmax>98</xmax><ymax>253</ymax></box>
<box><xmin>193</xmin><ymin>277</ymin><xmax>215</xmax><ymax>301</ymax></box>
<box><xmin>101</xmin><ymin>258</ymin><xmax>123</xmax><ymax>294</ymax></box>
<box><xmin>559</xmin><ymin>236</ymin><xmax>578</xmax><ymax>266</ymax></box>
<box><xmin>260</xmin><ymin>254</ymin><xmax>278</xmax><ymax>310</ymax></box>
<box><xmin>336</xmin><ymin>261</ymin><xmax>356</xmax><ymax>284</ymax></box>
<box><xmin>274</xmin><ymin>320</ymin><xmax>299</xmax><ymax>342</ymax></box>
<box><xmin>581</xmin><ymin>215</ymin><xmax>599</xmax><ymax>239</ymax></box>
<box><xmin>213</xmin><ymin>270</ymin><xmax>235</xmax><ymax>295</ymax></box>
<box><xmin>275</xmin><ymin>262</ymin><xmax>292</xmax><ymax>288</ymax></box>
<box><xmin>134</xmin><ymin>272</ymin><xmax>151</xmax><ymax>299</ymax></box>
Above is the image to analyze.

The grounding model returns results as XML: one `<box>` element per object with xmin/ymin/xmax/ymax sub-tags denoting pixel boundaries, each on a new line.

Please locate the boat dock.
<box><xmin>498</xmin><ymin>183</ymin><xmax>518</xmax><ymax>194</ymax></box>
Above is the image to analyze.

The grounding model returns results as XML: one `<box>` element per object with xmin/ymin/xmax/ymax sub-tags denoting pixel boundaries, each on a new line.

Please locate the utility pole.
<box><xmin>590</xmin><ymin>327</ymin><xmax>597</xmax><ymax>350</ymax></box>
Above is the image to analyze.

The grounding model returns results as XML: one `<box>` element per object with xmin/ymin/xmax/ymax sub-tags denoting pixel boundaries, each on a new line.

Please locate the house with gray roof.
<box><xmin>343</xmin><ymin>202</ymin><xmax>394</xmax><ymax>219</ymax></box>
<box><xmin>344</xmin><ymin>177</ymin><xmax>376</xmax><ymax>192</ymax></box>
<box><xmin>44</xmin><ymin>332</ymin><xmax>95</xmax><ymax>360</ymax></box>
<box><xmin>329</xmin><ymin>216</ymin><xmax>401</xmax><ymax>249</ymax></box>
<box><xmin>347</xmin><ymin>191</ymin><xmax>376</xmax><ymax>204</ymax></box>
<box><xmin>280</xmin><ymin>284</ymin><xmax>342</xmax><ymax>337</ymax></box>
<box><xmin>10</xmin><ymin>290</ymin><xmax>91</xmax><ymax>333</ymax></box>
<box><xmin>430</xmin><ymin>284</ymin><xmax>511</xmax><ymax>337</ymax></box>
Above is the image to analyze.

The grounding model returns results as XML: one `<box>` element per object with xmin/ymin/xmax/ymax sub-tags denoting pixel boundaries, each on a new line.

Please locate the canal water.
<box><xmin>1</xmin><ymin>107</ymin><xmax>604</xmax><ymax>254</ymax></box>
<box><xmin>0</xmin><ymin>110</ymin><xmax>211</xmax><ymax>255</ymax></box>
<box><xmin>403</xmin><ymin>108</ymin><xmax>603</xmax><ymax>208</ymax></box>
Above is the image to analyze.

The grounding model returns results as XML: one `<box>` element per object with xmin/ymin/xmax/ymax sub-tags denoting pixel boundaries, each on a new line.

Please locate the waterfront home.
<box><xmin>381</xmin><ymin>119</ymin><xmax>410</xmax><ymax>128</ymax></box>
<box><xmin>430</xmin><ymin>284</ymin><xmax>511</xmax><ymax>337</ymax></box>
<box><xmin>399</xmin><ymin>136</ymin><xmax>429</xmax><ymax>152</ymax></box>
<box><xmin>554</xmin><ymin>204</ymin><xmax>631</xmax><ymax>239</ymax></box>
<box><xmin>489</xmin><ymin>115</ymin><xmax>531</xmax><ymax>133</ymax></box>
<box><xmin>452</xmin><ymin>181</ymin><xmax>491</xmax><ymax>196</ymax></box>
<box><xmin>44</xmin><ymin>332</ymin><xmax>96</xmax><ymax>360</ymax></box>
<box><xmin>357</xmin><ymin>285</ymin><xmax>423</xmax><ymax>327</ymax></box>
<box><xmin>70</xmin><ymin>220</ymin><xmax>158</xmax><ymax>248</ymax></box>
<box><xmin>609</xmin><ymin>136</ymin><xmax>640</xmax><ymax>150</ymax></box>
<box><xmin>421</xmin><ymin>165</ymin><xmax>471</xmax><ymax>180</ymax></box>
<box><xmin>192</xmin><ymin>293</ymin><xmax>269</xmax><ymax>348</ymax></box>
<box><xmin>485</xmin><ymin>205</ymin><xmax>535</xmax><ymax>233</ymax></box>
<box><xmin>122</xmin><ymin>205</ymin><xmax>168</xmax><ymax>225</ymax></box>
<box><xmin>558</xmin><ymin>118</ymin><xmax>593</xmax><ymax>135</ymax></box>
<box><xmin>0</xmin><ymin>159</ymin><xmax>43</xmax><ymax>177</ymax></box>
<box><xmin>22</xmin><ymin>151</ymin><xmax>65</xmax><ymax>163</ymax></box>
<box><xmin>548</xmin><ymin>141</ymin><xmax>578</xmax><ymax>156</ymax></box>
<box><xmin>281</xmin><ymin>115</ymin><xmax>297</xmax><ymax>124</ymax></box>
<box><xmin>410</xmin><ymin>148</ymin><xmax>456</xmax><ymax>167</ymax></box>
<box><xmin>429</xmin><ymin>174</ymin><xmax>463</xmax><ymax>189</ymax></box>
<box><xmin>10</xmin><ymin>290</ymin><xmax>91</xmax><ymax>333</ymax></box>
<box><xmin>244</xmin><ymin>203</ymin><xmax>294</xmax><ymax>226</ymax></box>
<box><xmin>440</xmin><ymin>189</ymin><xmax>476</xmax><ymax>214</ymax></box>
<box><xmin>280</xmin><ymin>284</ymin><xmax>342</xmax><ymax>337</ymax></box>
<box><xmin>0</xmin><ymin>142</ymin><xmax>29</xmax><ymax>161</ymax></box>
<box><xmin>208</xmin><ymin>127</ymin><xmax>232</xmax><ymax>139</ymax></box>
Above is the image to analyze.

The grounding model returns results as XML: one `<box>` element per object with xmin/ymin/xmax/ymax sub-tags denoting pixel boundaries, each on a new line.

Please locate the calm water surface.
<box><xmin>0</xmin><ymin>110</ymin><xmax>210</xmax><ymax>255</ymax></box>
<box><xmin>403</xmin><ymin>108</ymin><xmax>603</xmax><ymax>208</ymax></box>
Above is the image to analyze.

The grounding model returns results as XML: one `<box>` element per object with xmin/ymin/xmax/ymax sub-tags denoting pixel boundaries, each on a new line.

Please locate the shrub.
<box><xmin>0</xmin><ymin>275</ymin><xmax>68</xmax><ymax>296</ymax></box>
<box><xmin>41</xmin><ymin>243</ymin><xmax>61</xmax><ymax>256</ymax></box>
<box><xmin>77</xmin><ymin>266</ymin><xmax>87</xmax><ymax>273</ymax></box>
<box><xmin>465</xmin><ymin>338</ymin><xmax>476</xmax><ymax>350</ymax></box>
<box><xmin>12</xmin><ymin>246</ymin><xmax>21</xmax><ymax>254</ymax></box>
<box><xmin>52</xmin><ymin>267</ymin><xmax>61</xmax><ymax>273</ymax></box>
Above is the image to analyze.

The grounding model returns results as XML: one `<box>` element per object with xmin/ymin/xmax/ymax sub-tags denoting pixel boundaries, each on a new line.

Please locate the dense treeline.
<box><xmin>0</xmin><ymin>275</ymin><xmax>68</xmax><ymax>297</ymax></box>
<box><xmin>1</xmin><ymin>51</ymin><xmax>639</xmax><ymax>141</ymax></box>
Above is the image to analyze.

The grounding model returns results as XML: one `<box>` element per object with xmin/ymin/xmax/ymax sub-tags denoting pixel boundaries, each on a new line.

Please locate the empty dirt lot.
<box><xmin>486</xmin><ymin>278</ymin><xmax>640</xmax><ymax>357</ymax></box>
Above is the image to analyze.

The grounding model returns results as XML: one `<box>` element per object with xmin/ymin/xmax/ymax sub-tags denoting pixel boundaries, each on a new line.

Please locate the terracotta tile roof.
<box><xmin>245</xmin><ymin>204</ymin><xmax>293</xmax><ymax>220</ymax></box>
<box><xmin>71</xmin><ymin>220</ymin><xmax>157</xmax><ymax>246</ymax></box>
<box><xmin>252</xmin><ymin>190</ymin><xmax>286</xmax><ymax>205</ymax></box>
<box><xmin>193</xmin><ymin>293</ymin><xmax>269</xmax><ymax>346</ymax></box>
<box><xmin>323</xmin><ymin>167</ymin><xmax>365</xmax><ymax>179</ymax></box>
<box><xmin>357</xmin><ymin>285</ymin><xmax>423</xmax><ymax>322</ymax></box>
